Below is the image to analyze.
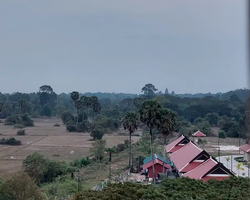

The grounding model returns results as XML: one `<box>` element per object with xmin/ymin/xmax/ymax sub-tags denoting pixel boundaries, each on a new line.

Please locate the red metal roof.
<box><xmin>169</xmin><ymin>145</ymin><xmax>184</xmax><ymax>153</ymax></box>
<box><xmin>165</xmin><ymin>135</ymin><xmax>185</xmax><ymax>153</ymax></box>
<box><xmin>183</xmin><ymin>158</ymin><xmax>217</xmax><ymax>179</ymax></box>
<box><xmin>192</xmin><ymin>130</ymin><xmax>206</xmax><ymax>137</ymax></box>
<box><xmin>170</xmin><ymin>141</ymin><xmax>202</xmax><ymax>171</ymax></box>
<box><xmin>142</xmin><ymin>158</ymin><xmax>171</xmax><ymax>170</ymax></box>
<box><xmin>181</xmin><ymin>161</ymin><xmax>203</xmax><ymax>173</ymax></box>
<box><xmin>239</xmin><ymin>144</ymin><xmax>250</xmax><ymax>153</ymax></box>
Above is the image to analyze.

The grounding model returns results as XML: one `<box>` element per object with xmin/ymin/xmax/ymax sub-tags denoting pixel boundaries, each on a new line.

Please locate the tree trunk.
<box><xmin>150</xmin><ymin>128</ymin><xmax>156</xmax><ymax>183</ymax></box>
<box><xmin>129</xmin><ymin>132</ymin><xmax>132</xmax><ymax>172</ymax></box>
<box><xmin>76</xmin><ymin>108</ymin><xmax>78</xmax><ymax>123</ymax></box>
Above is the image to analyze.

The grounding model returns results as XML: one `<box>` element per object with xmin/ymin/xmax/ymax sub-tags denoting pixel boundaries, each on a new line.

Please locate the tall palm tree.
<box><xmin>19</xmin><ymin>100</ymin><xmax>26</xmax><ymax>114</ymax></box>
<box><xmin>70</xmin><ymin>91</ymin><xmax>79</xmax><ymax>122</ymax></box>
<box><xmin>121</xmin><ymin>112</ymin><xmax>139</xmax><ymax>172</ymax></box>
<box><xmin>139</xmin><ymin>100</ymin><xmax>161</xmax><ymax>181</ymax></box>
<box><xmin>156</xmin><ymin>108</ymin><xmax>177</xmax><ymax>159</ymax></box>
<box><xmin>75</xmin><ymin>100</ymin><xmax>82</xmax><ymax>123</ymax></box>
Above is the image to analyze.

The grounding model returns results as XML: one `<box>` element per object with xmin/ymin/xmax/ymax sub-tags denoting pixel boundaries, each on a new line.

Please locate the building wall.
<box><xmin>148</xmin><ymin>164</ymin><xmax>169</xmax><ymax>178</ymax></box>
<box><xmin>244</xmin><ymin>152</ymin><xmax>250</xmax><ymax>162</ymax></box>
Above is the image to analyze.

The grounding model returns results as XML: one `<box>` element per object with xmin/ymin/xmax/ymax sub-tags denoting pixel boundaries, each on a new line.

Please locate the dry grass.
<box><xmin>0</xmin><ymin>118</ymin><xmax>139</xmax><ymax>179</ymax></box>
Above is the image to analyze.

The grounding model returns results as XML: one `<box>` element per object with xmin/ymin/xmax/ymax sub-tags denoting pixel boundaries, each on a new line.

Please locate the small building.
<box><xmin>192</xmin><ymin>130</ymin><xmax>206</xmax><ymax>143</ymax></box>
<box><xmin>143</xmin><ymin>154</ymin><xmax>172</xmax><ymax>165</ymax></box>
<box><xmin>183</xmin><ymin>157</ymin><xmax>235</xmax><ymax>181</ymax></box>
<box><xmin>143</xmin><ymin>154</ymin><xmax>172</xmax><ymax>178</ymax></box>
<box><xmin>170</xmin><ymin>141</ymin><xmax>210</xmax><ymax>174</ymax></box>
<box><xmin>239</xmin><ymin>143</ymin><xmax>250</xmax><ymax>161</ymax></box>
<box><xmin>165</xmin><ymin>135</ymin><xmax>190</xmax><ymax>154</ymax></box>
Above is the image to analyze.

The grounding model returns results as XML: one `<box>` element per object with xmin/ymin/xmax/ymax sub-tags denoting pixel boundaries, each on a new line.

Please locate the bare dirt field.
<box><xmin>0</xmin><ymin>118</ymin><xmax>140</xmax><ymax>179</ymax></box>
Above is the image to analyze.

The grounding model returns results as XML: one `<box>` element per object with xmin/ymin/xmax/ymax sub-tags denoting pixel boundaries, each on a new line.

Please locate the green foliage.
<box><xmin>14</xmin><ymin>124</ymin><xmax>25</xmax><ymax>129</ymax></box>
<box><xmin>61</xmin><ymin>112</ymin><xmax>74</xmax><ymax>124</ymax></box>
<box><xmin>0</xmin><ymin>172</ymin><xmax>46</xmax><ymax>200</ymax></box>
<box><xmin>74</xmin><ymin>177</ymin><xmax>250</xmax><ymax>200</ymax></box>
<box><xmin>23</xmin><ymin>152</ymin><xmax>77</xmax><ymax>184</ymax></box>
<box><xmin>70</xmin><ymin>157</ymin><xmax>91</xmax><ymax>168</ymax></box>
<box><xmin>90</xmin><ymin>128</ymin><xmax>105</xmax><ymax>140</ymax></box>
<box><xmin>90</xmin><ymin>140</ymin><xmax>106</xmax><ymax>162</ymax></box>
<box><xmin>0</xmin><ymin>137</ymin><xmax>21</xmax><ymax>145</ymax></box>
<box><xmin>4</xmin><ymin>114</ymin><xmax>34</xmax><ymax>127</ymax></box>
<box><xmin>16</xmin><ymin>129</ymin><xmax>25</xmax><ymax>135</ymax></box>
<box><xmin>218</xmin><ymin>130</ymin><xmax>226</xmax><ymax>139</ymax></box>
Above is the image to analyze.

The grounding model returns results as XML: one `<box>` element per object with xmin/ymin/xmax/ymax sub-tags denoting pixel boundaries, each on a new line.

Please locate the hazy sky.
<box><xmin>0</xmin><ymin>0</ymin><xmax>248</xmax><ymax>94</ymax></box>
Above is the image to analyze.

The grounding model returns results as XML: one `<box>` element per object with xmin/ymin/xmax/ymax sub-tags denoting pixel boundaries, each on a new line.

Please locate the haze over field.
<box><xmin>0</xmin><ymin>0</ymin><xmax>248</xmax><ymax>94</ymax></box>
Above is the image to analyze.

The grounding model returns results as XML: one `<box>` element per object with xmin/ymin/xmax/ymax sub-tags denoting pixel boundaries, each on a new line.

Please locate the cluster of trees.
<box><xmin>75</xmin><ymin>177</ymin><xmax>250</xmax><ymax>200</ymax></box>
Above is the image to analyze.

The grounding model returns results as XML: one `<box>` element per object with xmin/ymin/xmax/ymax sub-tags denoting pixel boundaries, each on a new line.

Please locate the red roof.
<box><xmin>192</xmin><ymin>130</ymin><xmax>206</xmax><ymax>137</ymax></box>
<box><xmin>183</xmin><ymin>158</ymin><xmax>217</xmax><ymax>179</ymax></box>
<box><xmin>165</xmin><ymin>135</ymin><xmax>185</xmax><ymax>153</ymax></box>
<box><xmin>181</xmin><ymin>161</ymin><xmax>203</xmax><ymax>173</ymax></box>
<box><xmin>169</xmin><ymin>145</ymin><xmax>184</xmax><ymax>153</ymax></box>
<box><xmin>142</xmin><ymin>158</ymin><xmax>171</xmax><ymax>170</ymax></box>
<box><xmin>239</xmin><ymin>144</ymin><xmax>250</xmax><ymax>153</ymax></box>
<box><xmin>170</xmin><ymin>141</ymin><xmax>202</xmax><ymax>171</ymax></box>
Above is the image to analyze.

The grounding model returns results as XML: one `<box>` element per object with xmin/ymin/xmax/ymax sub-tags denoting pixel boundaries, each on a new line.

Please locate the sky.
<box><xmin>0</xmin><ymin>0</ymin><xmax>248</xmax><ymax>94</ymax></box>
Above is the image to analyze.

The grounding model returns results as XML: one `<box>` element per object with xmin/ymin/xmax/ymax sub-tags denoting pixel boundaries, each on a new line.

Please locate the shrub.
<box><xmin>4</xmin><ymin>114</ymin><xmax>34</xmax><ymax>127</ymax></box>
<box><xmin>0</xmin><ymin>137</ymin><xmax>21</xmax><ymax>145</ymax></box>
<box><xmin>219</xmin><ymin>130</ymin><xmax>226</xmax><ymax>139</ymax></box>
<box><xmin>17</xmin><ymin>129</ymin><xmax>25</xmax><ymax>136</ymax></box>
<box><xmin>54</xmin><ymin>123</ymin><xmax>60</xmax><ymax>127</ymax></box>
<box><xmin>90</xmin><ymin>129</ymin><xmax>105</xmax><ymax>140</ymax></box>
<box><xmin>61</xmin><ymin>112</ymin><xmax>74</xmax><ymax>124</ymax></box>
<box><xmin>14</xmin><ymin>124</ymin><xmax>25</xmax><ymax>129</ymax></box>
<box><xmin>67</xmin><ymin>123</ymin><xmax>76</xmax><ymax>132</ymax></box>
<box><xmin>4</xmin><ymin>115</ymin><xmax>20</xmax><ymax>125</ymax></box>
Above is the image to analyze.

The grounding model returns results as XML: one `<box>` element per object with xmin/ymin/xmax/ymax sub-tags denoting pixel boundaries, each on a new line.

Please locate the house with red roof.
<box><xmin>165</xmin><ymin>135</ymin><xmax>190</xmax><ymax>154</ymax></box>
<box><xmin>183</xmin><ymin>157</ymin><xmax>234</xmax><ymax>181</ymax></box>
<box><xmin>192</xmin><ymin>130</ymin><xmax>206</xmax><ymax>143</ymax></box>
<box><xmin>170</xmin><ymin>141</ymin><xmax>210</xmax><ymax>174</ymax></box>
<box><xmin>239</xmin><ymin>143</ymin><xmax>250</xmax><ymax>161</ymax></box>
<box><xmin>142</xmin><ymin>155</ymin><xmax>172</xmax><ymax>178</ymax></box>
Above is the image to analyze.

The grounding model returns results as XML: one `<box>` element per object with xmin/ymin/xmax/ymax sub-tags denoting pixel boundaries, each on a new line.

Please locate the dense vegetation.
<box><xmin>74</xmin><ymin>177</ymin><xmax>250</xmax><ymax>200</ymax></box>
<box><xmin>0</xmin><ymin>84</ymin><xmax>249</xmax><ymax>199</ymax></box>
<box><xmin>0</xmin><ymin>84</ymin><xmax>249</xmax><ymax>139</ymax></box>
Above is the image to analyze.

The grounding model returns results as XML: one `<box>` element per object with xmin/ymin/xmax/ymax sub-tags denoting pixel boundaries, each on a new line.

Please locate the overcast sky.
<box><xmin>0</xmin><ymin>0</ymin><xmax>248</xmax><ymax>94</ymax></box>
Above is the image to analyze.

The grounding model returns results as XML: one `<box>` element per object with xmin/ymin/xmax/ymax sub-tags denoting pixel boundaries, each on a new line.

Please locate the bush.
<box><xmin>61</xmin><ymin>112</ymin><xmax>74</xmax><ymax>124</ymax></box>
<box><xmin>4</xmin><ymin>114</ymin><xmax>34</xmax><ymax>127</ymax></box>
<box><xmin>14</xmin><ymin>124</ymin><xmax>25</xmax><ymax>129</ymax></box>
<box><xmin>54</xmin><ymin>123</ymin><xmax>60</xmax><ymax>127</ymax></box>
<box><xmin>16</xmin><ymin>129</ymin><xmax>25</xmax><ymax>135</ymax></box>
<box><xmin>0</xmin><ymin>138</ymin><xmax>21</xmax><ymax>145</ymax></box>
<box><xmin>90</xmin><ymin>129</ymin><xmax>105</xmax><ymax>140</ymax></box>
<box><xmin>67</xmin><ymin>123</ymin><xmax>76</xmax><ymax>132</ymax></box>
<box><xmin>70</xmin><ymin>157</ymin><xmax>91</xmax><ymax>168</ymax></box>
<box><xmin>219</xmin><ymin>130</ymin><xmax>226</xmax><ymax>139</ymax></box>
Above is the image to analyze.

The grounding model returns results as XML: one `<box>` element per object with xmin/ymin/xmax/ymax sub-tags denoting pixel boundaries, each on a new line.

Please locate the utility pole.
<box><xmin>218</xmin><ymin>136</ymin><xmax>220</xmax><ymax>162</ymax></box>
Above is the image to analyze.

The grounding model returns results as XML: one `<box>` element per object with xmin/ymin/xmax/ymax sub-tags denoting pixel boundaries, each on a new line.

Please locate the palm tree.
<box><xmin>70</xmin><ymin>91</ymin><xmax>79</xmax><ymax>122</ymax></box>
<box><xmin>139</xmin><ymin>100</ymin><xmax>161</xmax><ymax>182</ymax></box>
<box><xmin>18</xmin><ymin>100</ymin><xmax>26</xmax><ymax>114</ymax></box>
<box><xmin>75</xmin><ymin>100</ymin><xmax>82</xmax><ymax>123</ymax></box>
<box><xmin>121</xmin><ymin>112</ymin><xmax>139</xmax><ymax>172</ymax></box>
<box><xmin>156</xmin><ymin>108</ymin><xmax>177</xmax><ymax>160</ymax></box>
<box><xmin>105</xmin><ymin>147</ymin><xmax>115</xmax><ymax>180</ymax></box>
<box><xmin>236</xmin><ymin>162</ymin><xmax>244</xmax><ymax>176</ymax></box>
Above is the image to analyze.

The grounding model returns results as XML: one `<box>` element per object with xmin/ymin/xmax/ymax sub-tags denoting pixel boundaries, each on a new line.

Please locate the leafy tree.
<box><xmin>218</xmin><ymin>130</ymin><xmax>226</xmax><ymax>139</ymax></box>
<box><xmin>0</xmin><ymin>172</ymin><xmax>46</xmax><ymax>200</ymax></box>
<box><xmin>141</xmin><ymin>83</ymin><xmax>158</xmax><ymax>98</ymax></box>
<box><xmin>90</xmin><ymin>140</ymin><xmax>106</xmax><ymax>162</ymax></box>
<box><xmin>39</xmin><ymin>85</ymin><xmax>57</xmax><ymax>116</ymax></box>
<box><xmin>139</xmin><ymin>100</ymin><xmax>161</xmax><ymax>181</ymax></box>
<box><xmin>156</xmin><ymin>108</ymin><xmax>177</xmax><ymax>159</ymax></box>
<box><xmin>205</xmin><ymin>112</ymin><xmax>219</xmax><ymax>126</ymax></box>
<box><xmin>90</xmin><ymin>128</ymin><xmax>105</xmax><ymax>140</ymax></box>
<box><xmin>121</xmin><ymin>112</ymin><xmax>139</xmax><ymax>172</ymax></box>
<box><xmin>70</xmin><ymin>91</ymin><xmax>80</xmax><ymax>122</ymax></box>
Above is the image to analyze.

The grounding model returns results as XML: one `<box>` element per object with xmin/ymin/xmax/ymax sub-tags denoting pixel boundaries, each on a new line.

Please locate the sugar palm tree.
<box><xmin>70</xmin><ymin>91</ymin><xmax>79</xmax><ymax>122</ymax></box>
<box><xmin>156</xmin><ymin>108</ymin><xmax>177</xmax><ymax>160</ymax></box>
<box><xmin>121</xmin><ymin>112</ymin><xmax>139</xmax><ymax>172</ymax></box>
<box><xmin>75</xmin><ymin>100</ymin><xmax>82</xmax><ymax>123</ymax></box>
<box><xmin>139</xmin><ymin>100</ymin><xmax>161</xmax><ymax>182</ymax></box>
<box><xmin>106</xmin><ymin>147</ymin><xmax>115</xmax><ymax>180</ymax></box>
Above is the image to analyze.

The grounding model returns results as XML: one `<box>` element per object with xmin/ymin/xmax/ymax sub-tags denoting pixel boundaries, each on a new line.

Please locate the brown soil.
<box><xmin>0</xmin><ymin>118</ymin><xmax>139</xmax><ymax>179</ymax></box>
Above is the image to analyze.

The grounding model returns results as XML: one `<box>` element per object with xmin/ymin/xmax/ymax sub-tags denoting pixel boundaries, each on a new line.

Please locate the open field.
<box><xmin>0</xmin><ymin>118</ymin><xmax>140</xmax><ymax>179</ymax></box>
